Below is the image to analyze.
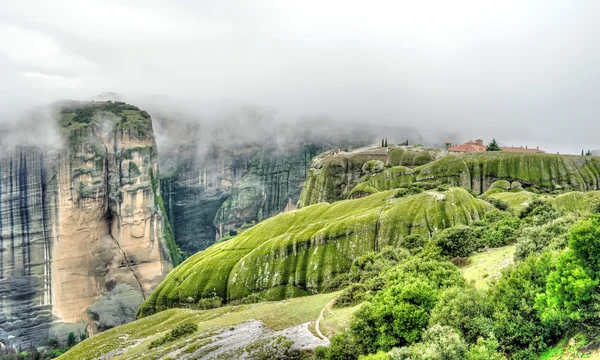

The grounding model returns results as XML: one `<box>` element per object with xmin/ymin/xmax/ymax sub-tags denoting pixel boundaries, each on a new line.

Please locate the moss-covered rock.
<box><xmin>300</xmin><ymin>151</ymin><xmax>600</xmax><ymax>207</ymax></box>
<box><xmin>138</xmin><ymin>187</ymin><xmax>492</xmax><ymax>317</ymax></box>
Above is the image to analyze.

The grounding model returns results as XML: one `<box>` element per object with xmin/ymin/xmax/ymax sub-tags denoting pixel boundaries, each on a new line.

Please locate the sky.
<box><xmin>1</xmin><ymin>0</ymin><xmax>600</xmax><ymax>153</ymax></box>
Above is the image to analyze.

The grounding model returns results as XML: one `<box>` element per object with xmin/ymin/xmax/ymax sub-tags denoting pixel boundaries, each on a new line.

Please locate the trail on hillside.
<box><xmin>316</xmin><ymin>296</ymin><xmax>338</xmax><ymax>340</ymax></box>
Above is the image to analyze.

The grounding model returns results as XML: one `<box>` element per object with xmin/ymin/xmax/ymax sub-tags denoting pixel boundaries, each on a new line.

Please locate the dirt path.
<box><xmin>315</xmin><ymin>296</ymin><xmax>338</xmax><ymax>340</ymax></box>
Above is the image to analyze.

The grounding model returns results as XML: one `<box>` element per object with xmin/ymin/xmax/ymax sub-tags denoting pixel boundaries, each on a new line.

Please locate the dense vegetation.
<box><xmin>314</xmin><ymin>194</ymin><xmax>600</xmax><ymax>360</ymax></box>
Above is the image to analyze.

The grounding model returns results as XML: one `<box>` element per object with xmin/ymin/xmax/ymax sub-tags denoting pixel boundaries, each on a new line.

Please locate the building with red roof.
<box><xmin>447</xmin><ymin>139</ymin><xmax>544</xmax><ymax>153</ymax></box>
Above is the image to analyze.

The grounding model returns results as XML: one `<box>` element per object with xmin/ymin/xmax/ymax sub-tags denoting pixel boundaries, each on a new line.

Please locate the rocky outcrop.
<box><xmin>299</xmin><ymin>147</ymin><xmax>600</xmax><ymax>207</ymax></box>
<box><xmin>138</xmin><ymin>187</ymin><xmax>492</xmax><ymax>316</ymax></box>
<box><xmin>0</xmin><ymin>102</ymin><xmax>173</xmax><ymax>347</ymax></box>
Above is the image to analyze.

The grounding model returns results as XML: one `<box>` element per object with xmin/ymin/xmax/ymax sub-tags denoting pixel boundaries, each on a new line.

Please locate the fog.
<box><xmin>1</xmin><ymin>0</ymin><xmax>600</xmax><ymax>154</ymax></box>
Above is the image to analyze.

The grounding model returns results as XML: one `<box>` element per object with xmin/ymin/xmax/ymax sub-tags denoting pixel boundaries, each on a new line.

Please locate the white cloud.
<box><xmin>0</xmin><ymin>25</ymin><xmax>95</xmax><ymax>70</ymax></box>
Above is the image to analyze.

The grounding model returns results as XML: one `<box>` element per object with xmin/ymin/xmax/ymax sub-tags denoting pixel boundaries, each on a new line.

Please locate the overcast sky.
<box><xmin>1</xmin><ymin>0</ymin><xmax>599</xmax><ymax>153</ymax></box>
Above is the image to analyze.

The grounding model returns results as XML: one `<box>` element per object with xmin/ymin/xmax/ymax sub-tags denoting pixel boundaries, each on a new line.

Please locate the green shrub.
<box><xmin>351</xmin><ymin>280</ymin><xmax>438</xmax><ymax>354</ymax></box>
<box><xmin>359</xmin><ymin>351</ymin><xmax>389</xmax><ymax>360</ymax></box>
<box><xmin>402</xmin><ymin>234</ymin><xmax>426</xmax><ymax>253</ymax></box>
<box><xmin>47</xmin><ymin>338</ymin><xmax>59</xmax><ymax>348</ymax></box>
<box><xmin>241</xmin><ymin>293</ymin><xmax>264</xmax><ymax>304</ymax></box>
<box><xmin>428</xmin><ymin>287</ymin><xmax>493</xmax><ymax>344</ymax></box>
<box><xmin>67</xmin><ymin>332</ymin><xmax>76</xmax><ymax>346</ymax></box>
<box><xmin>433</xmin><ymin>226</ymin><xmax>476</xmax><ymax>258</ymax></box>
<box><xmin>388</xmin><ymin>324</ymin><xmax>466</xmax><ymax>360</ymax></box>
<box><xmin>196</xmin><ymin>297</ymin><xmax>223</xmax><ymax>310</ymax></box>
<box><xmin>336</xmin><ymin>283</ymin><xmax>368</xmax><ymax>308</ymax></box>
<box><xmin>149</xmin><ymin>323</ymin><xmax>198</xmax><ymax>349</ymax></box>
<box><xmin>487</xmin><ymin>252</ymin><xmax>558</xmax><ymax>359</ymax></box>
<box><xmin>465</xmin><ymin>335</ymin><xmax>505</xmax><ymax>360</ymax></box>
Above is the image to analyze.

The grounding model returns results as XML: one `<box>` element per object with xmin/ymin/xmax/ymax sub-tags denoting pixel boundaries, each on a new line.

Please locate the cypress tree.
<box><xmin>486</xmin><ymin>138</ymin><xmax>501</xmax><ymax>151</ymax></box>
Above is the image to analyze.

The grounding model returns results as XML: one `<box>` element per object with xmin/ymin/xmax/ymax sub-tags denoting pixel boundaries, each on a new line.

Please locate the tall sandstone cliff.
<box><xmin>0</xmin><ymin>102</ymin><xmax>172</xmax><ymax>347</ymax></box>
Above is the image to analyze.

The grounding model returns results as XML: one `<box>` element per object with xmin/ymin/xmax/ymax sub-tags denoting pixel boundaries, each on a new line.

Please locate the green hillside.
<box><xmin>138</xmin><ymin>187</ymin><xmax>492</xmax><ymax>317</ymax></box>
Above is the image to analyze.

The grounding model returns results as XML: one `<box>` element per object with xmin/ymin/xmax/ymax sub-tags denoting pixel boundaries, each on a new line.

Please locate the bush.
<box><xmin>388</xmin><ymin>325</ymin><xmax>466</xmax><ymax>360</ymax></box>
<box><xmin>47</xmin><ymin>338</ymin><xmax>59</xmax><ymax>348</ymax></box>
<box><xmin>465</xmin><ymin>336</ymin><xmax>505</xmax><ymax>360</ymax></box>
<box><xmin>351</xmin><ymin>280</ymin><xmax>438</xmax><ymax>354</ymax></box>
<box><xmin>359</xmin><ymin>351</ymin><xmax>389</xmax><ymax>359</ymax></box>
<box><xmin>519</xmin><ymin>199</ymin><xmax>561</xmax><ymax>225</ymax></box>
<box><xmin>402</xmin><ymin>234</ymin><xmax>426</xmax><ymax>254</ymax></box>
<box><xmin>514</xmin><ymin>216</ymin><xmax>578</xmax><ymax>261</ymax></box>
<box><xmin>336</xmin><ymin>283</ymin><xmax>368</xmax><ymax>307</ymax></box>
<box><xmin>536</xmin><ymin>250</ymin><xmax>596</xmax><ymax>327</ymax></box>
<box><xmin>240</xmin><ymin>293</ymin><xmax>264</xmax><ymax>304</ymax></box>
<box><xmin>487</xmin><ymin>252</ymin><xmax>558</xmax><ymax>358</ymax></box>
<box><xmin>486</xmin><ymin>197</ymin><xmax>510</xmax><ymax>211</ymax></box>
<box><xmin>535</xmin><ymin>216</ymin><xmax>600</xmax><ymax>329</ymax></box>
<box><xmin>196</xmin><ymin>296</ymin><xmax>222</xmax><ymax>310</ymax></box>
<box><xmin>384</xmin><ymin>256</ymin><xmax>465</xmax><ymax>290</ymax></box>
<box><xmin>324</xmin><ymin>331</ymin><xmax>361</xmax><ymax>360</ymax></box>
<box><xmin>66</xmin><ymin>332</ymin><xmax>76</xmax><ymax>346</ymax></box>
<box><xmin>433</xmin><ymin>226</ymin><xmax>476</xmax><ymax>258</ymax></box>
<box><xmin>428</xmin><ymin>287</ymin><xmax>493</xmax><ymax>344</ymax></box>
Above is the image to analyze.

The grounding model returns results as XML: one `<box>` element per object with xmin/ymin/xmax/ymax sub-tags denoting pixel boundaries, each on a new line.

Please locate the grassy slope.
<box><xmin>139</xmin><ymin>187</ymin><xmax>492</xmax><ymax>316</ymax></box>
<box><xmin>60</xmin><ymin>292</ymin><xmax>339</xmax><ymax>360</ymax></box>
<box><xmin>461</xmin><ymin>245</ymin><xmax>516</xmax><ymax>289</ymax></box>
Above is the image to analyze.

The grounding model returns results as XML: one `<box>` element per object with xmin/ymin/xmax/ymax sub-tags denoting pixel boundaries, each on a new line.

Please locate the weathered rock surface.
<box><xmin>0</xmin><ymin>101</ymin><xmax>173</xmax><ymax>347</ymax></box>
<box><xmin>299</xmin><ymin>147</ymin><xmax>600</xmax><ymax>207</ymax></box>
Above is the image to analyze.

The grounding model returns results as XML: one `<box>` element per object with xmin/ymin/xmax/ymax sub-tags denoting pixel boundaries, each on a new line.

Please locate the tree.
<box><xmin>586</xmin><ymin>150</ymin><xmax>593</xmax><ymax>156</ymax></box>
<box><xmin>384</xmin><ymin>138</ymin><xmax>388</xmax><ymax>147</ymax></box>
<box><xmin>389</xmin><ymin>325</ymin><xmax>467</xmax><ymax>360</ymax></box>
<box><xmin>428</xmin><ymin>287</ymin><xmax>493</xmax><ymax>344</ymax></box>
<box><xmin>381</xmin><ymin>139</ymin><xmax>384</xmax><ymax>147</ymax></box>
<box><xmin>582</xmin><ymin>149</ymin><xmax>585</xmax><ymax>156</ymax></box>
<box><xmin>486</xmin><ymin>139</ymin><xmax>501</xmax><ymax>151</ymax></box>
<box><xmin>351</xmin><ymin>280</ymin><xmax>438</xmax><ymax>353</ymax></box>
<box><xmin>433</xmin><ymin>226</ymin><xmax>477</xmax><ymax>258</ymax></box>
<box><xmin>67</xmin><ymin>332</ymin><xmax>77</xmax><ymax>346</ymax></box>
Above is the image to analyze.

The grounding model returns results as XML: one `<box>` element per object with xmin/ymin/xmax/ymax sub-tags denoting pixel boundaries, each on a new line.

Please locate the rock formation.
<box><xmin>299</xmin><ymin>147</ymin><xmax>600</xmax><ymax>207</ymax></box>
<box><xmin>0</xmin><ymin>101</ymin><xmax>173</xmax><ymax>347</ymax></box>
<box><xmin>138</xmin><ymin>187</ymin><xmax>492</xmax><ymax>316</ymax></box>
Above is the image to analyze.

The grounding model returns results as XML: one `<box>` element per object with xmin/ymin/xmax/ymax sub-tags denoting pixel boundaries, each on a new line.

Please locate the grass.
<box><xmin>461</xmin><ymin>245</ymin><xmax>515</xmax><ymax>289</ymax></box>
<box><xmin>59</xmin><ymin>292</ymin><xmax>339</xmax><ymax>360</ymax></box>
<box><xmin>538</xmin><ymin>333</ymin><xmax>600</xmax><ymax>359</ymax></box>
<box><xmin>320</xmin><ymin>304</ymin><xmax>361</xmax><ymax>338</ymax></box>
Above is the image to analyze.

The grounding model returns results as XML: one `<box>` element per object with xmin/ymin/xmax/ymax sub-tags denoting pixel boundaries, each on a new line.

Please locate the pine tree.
<box><xmin>405</xmin><ymin>139</ymin><xmax>409</xmax><ymax>146</ymax></box>
<box><xmin>486</xmin><ymin>138</ymin><xmax>501</xmax><ymax>151</ymax></box>
<box><xmin>582</xmin><ymin>149</ymin><xmax>585</xmax><ymax>156</ymax></box>
<box><xmin>384</xmin><ymin>138</ymin><xmax>388</xmax><ymax>147</ymax></box>
<box><xmin>381</xmin><ymin>138</ymin><xmax>384</xmax><ymax>147</ymax></box>
<box><xmin>586</xmin><ymin>150</ymin><xmax>593</xmax><ymax>156</ymax></box>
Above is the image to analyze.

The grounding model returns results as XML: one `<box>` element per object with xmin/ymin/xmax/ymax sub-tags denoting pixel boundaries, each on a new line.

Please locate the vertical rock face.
<box><xmin>161</xmin><ymin>145</ymin><xmax>259</xmax><ymax>256</ymax></box>
<box><xmin>161</xmin><ymin>142</ymin><xmax>328</xmax><ymax>255</ymax></box>
<box><xmin>0</xmin><ymin>101</ymin><xmax>173</xmax><ymax>347</ymax></box>
<box><xmin>213</xmin><ymin>144</ymin><xmax>324</xmax><ymax>239</ymax></box>
<box><xmin>0</xmin><ymin>148</ymin><xmax>58</xmax><ymax>348</ymax></box>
